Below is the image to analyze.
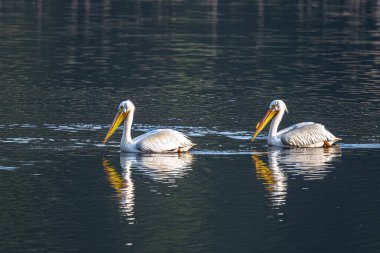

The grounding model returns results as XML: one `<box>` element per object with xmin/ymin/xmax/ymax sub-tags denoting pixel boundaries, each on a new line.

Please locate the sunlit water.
<box><xmin>1</xmin><ymin>1</ymin><xmax>380</xmax><ymax>253</ymax></box>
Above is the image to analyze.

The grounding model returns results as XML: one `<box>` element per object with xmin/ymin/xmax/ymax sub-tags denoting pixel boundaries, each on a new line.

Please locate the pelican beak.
<box><xmin>251</xmin><ymin>109</ymin><xmax>278</xmax><ymax>142</ymax></box>
<box><xmin>102</xmin><ymin>110</ymin><xmax>129</xmax><ymax>144</ymax></box>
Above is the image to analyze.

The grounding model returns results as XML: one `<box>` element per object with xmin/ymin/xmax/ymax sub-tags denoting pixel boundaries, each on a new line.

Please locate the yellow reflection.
<box><xmin>252</xmin><ymin>146</ymin><xmax>341</xmax><ymax>208</ymax></box>
<box><xmin>252</xmin><ymin>154</ymin><xmax>287</xmax><ymax>207</ymax></box>
<box><xmin>102</xmin><ymin>159</ymin><xmax>123</xmax><ymax>193</ymax></box>
<box><xmin>102</xmin><ymin>158</ymin><xmax>135</xmax><ymax>218</ymax></box>
<box><xmin>252</xmin><ymin>155</ymin><xmax>275</xmax><ymax>192</ymax></box>
<box><xmin>102</xmin><ymin>153</ymin><xmax>194</xmax><ymax>219</ymax></box>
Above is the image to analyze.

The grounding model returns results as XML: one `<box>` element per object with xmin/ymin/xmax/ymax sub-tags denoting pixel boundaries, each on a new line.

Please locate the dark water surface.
<box><xmin>1</xmin><ymin>1</ymin><xmax>380</xmax><ymax>252</ymax></box>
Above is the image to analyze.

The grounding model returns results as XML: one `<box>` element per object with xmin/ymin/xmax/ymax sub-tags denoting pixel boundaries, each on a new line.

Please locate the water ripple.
<box><xmin>0</xmin><ymin>137</ymin><xmax>45</xmax><ymax>144</ymax></box>
<box><xmin>2</xmin><ymin>123</ymin><xmax>380</xmax><ymax>151</ymax></box>
<box><xmin>0</xmin><ymin>165</ymin><xmax>17</xmax><ymax>170</ymax></box>
<box><xmin>340</xmin><ymin>143</ymin><xmax>380</xmax><ymax>149</ymax></box>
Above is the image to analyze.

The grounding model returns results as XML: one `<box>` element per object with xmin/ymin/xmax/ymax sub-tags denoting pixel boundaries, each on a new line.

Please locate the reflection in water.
<box><xmin>252</xmin><ymin>154</ymin><xmax>287</xmax><ymax>207</ymax></box>
<box><xmin>121</xmin><ymin>153</ymin><xmax>193</xmax><ymax>183</ymax></box>
<box><xmin>272</xmin><ymin>146</ymin><xmax>342</xmax><ymax>180</ymax></box>
<box><xmin>102</xmin><ymin>153</ymin><xmax>193</xmax><ymax>219</ymax></box>
<box><xmin>103</xmin><ymin>159</ymin><xmax>135</xmax><ymax>219</ymax></box>
<box><xmin>1</xmin><ymin>1</ymin><xmax>379</xmax><ymax>252</ymax></box>
<box><xmin>253</xmin><ymin>146</ymin><xmax>341</xmax><ymax>209</ymax></box>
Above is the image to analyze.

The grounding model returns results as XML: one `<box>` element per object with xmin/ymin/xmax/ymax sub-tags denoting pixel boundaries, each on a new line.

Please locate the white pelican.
<box><xmin>102</xmin><ymin>100</ymin><xmax>195</xmax><ymax>153</ymax></box>
<box><xmin>251</xmin><ymin>100</ymin><xmax>341</xmax><ymax>147</ymax></box>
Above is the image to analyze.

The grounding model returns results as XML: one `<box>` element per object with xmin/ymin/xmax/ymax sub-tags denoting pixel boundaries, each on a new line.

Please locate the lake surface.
<box><xmin>1</xmin><ymin>1</ymin><xmax>380</xmax><ymax>252</ymax></box>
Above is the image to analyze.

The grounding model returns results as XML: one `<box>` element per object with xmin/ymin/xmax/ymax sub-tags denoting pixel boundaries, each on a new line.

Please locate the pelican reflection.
<box><xmin>252</xmin><ymin>153</ymin><xmax>287</xmax><ymax>207</ymax></box>
<box><xmin>102</xmin><ymin>153</ymin><xmax>193</xmax><ymax>218</ymax></box>
<box><xmin>103</xmin><ymin>159</ymin><xmax>135</xmax><ymax>218</ymax></box>
<box><xmin>252</xmin><ymin>146</ymin><xmax>341</xmax><ymax>207</ymax></box>
<box><xmin>270</xmin><ymin>146</ymin><xmax>341</xmax><ymax>180</ymax></box>
<box><xmin>120</xmin><ymin>153</ymin><xmax>193</xmax><ymax>183</ymax></box>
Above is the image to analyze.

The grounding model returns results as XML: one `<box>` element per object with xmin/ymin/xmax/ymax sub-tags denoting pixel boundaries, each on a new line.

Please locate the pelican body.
<box><xmin>103</xmin><ymin>100</ymin><xmax>194</xmax><ymax>153</ymax></box>
<box><xmin>251</xmin><ymin>100</ymin><xmax>341</xmax><ymax>147</ymax></box>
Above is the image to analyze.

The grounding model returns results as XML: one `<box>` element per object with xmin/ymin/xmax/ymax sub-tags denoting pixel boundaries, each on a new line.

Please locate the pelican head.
<box><xmin>103</xmin><ymin>100</ymin><xmax>135</xmax><ymax>144</ymax></box>
<box><xmin>251</xmin><ymin>100</ymin><xmax>289</xmax><ymax>142</ymax></box>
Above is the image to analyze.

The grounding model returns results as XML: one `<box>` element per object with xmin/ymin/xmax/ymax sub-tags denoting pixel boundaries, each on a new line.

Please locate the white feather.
<box><xmin>124</xmin><ymin>129</ymin><xmax>194</xmax><ymax>153</ymax></box>
<box><xmin>280</xmin><ymin>123</ymin><xmax>338</xmax><ymax>147</ymax></box>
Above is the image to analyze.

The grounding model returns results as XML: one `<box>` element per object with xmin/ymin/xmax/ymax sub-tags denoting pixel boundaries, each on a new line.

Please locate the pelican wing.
<box><xmin>280</xmin><ymin>123</ymin><xmax>338</xmax><ymax>147</ymax></box>
<box><xmin>135</xmin><ymin>129</ymin><xmax>194</xmax><ymax>153</ymax></box>
<box><xmin>277</xmin><ymin>122</ymin><xmax>314</xmax><ymax>136</ymax></box>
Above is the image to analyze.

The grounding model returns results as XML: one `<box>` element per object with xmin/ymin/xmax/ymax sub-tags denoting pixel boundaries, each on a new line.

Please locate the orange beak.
<box><xmin>251</xmin><ymin>108</ymin><xmax>278</xmax><ymax>142</ymax></box>
<box><xmin>102</xmin><ymin>110</ymin><xmax>128</xmax><ymax>144</ymax></box>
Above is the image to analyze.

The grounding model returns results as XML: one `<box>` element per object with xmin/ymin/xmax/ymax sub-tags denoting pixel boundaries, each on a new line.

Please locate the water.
<box><xmin>1</xmin><ymin>0</ymin><xmax>380</xmax><ymax>252</ymax></box>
